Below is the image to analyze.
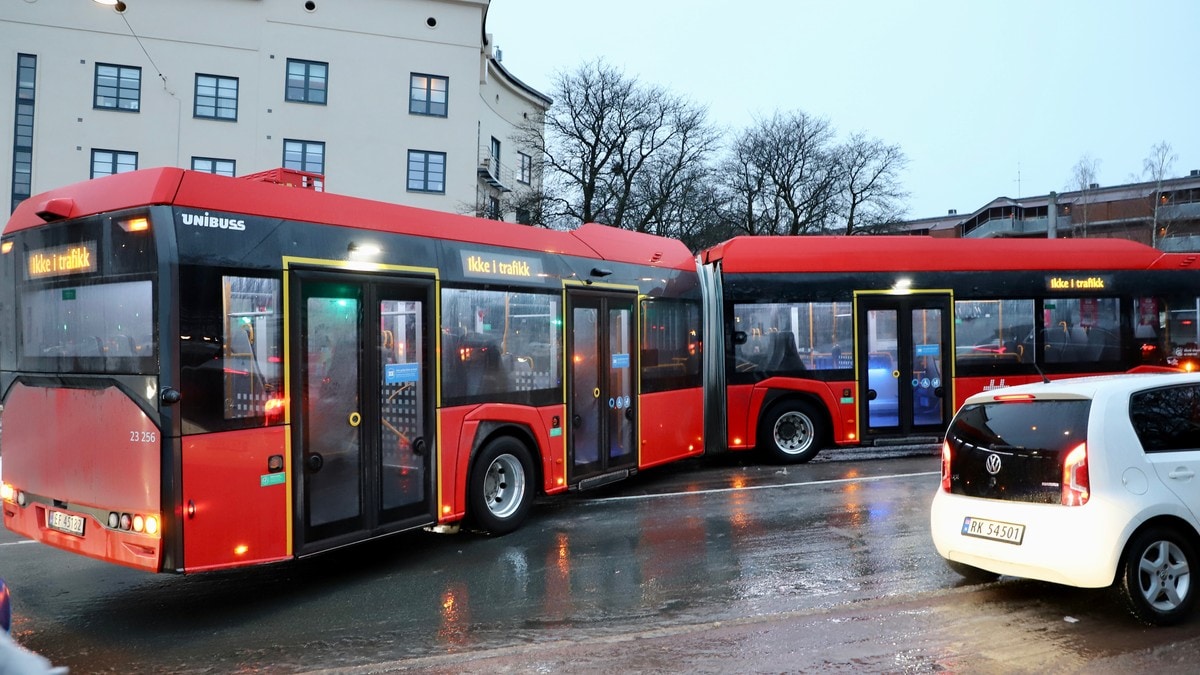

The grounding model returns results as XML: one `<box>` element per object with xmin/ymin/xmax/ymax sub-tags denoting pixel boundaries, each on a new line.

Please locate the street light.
<box><xmin>93</xmin><ymin>0</ymin><xmax>128</xmax><ymax>12</ymax></box>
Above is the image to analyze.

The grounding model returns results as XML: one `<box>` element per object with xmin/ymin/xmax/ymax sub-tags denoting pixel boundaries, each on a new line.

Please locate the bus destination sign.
<box><xmin>27</xmin><ymin>241</ymin><xmax>98</xmax><ymax>280</ymax></box>
<box><xmin>461</xmin><ymin>250</ymin><xmax>544</xmax><ymax>281</ymax></box>
<box><xmin>1045</xmin><ymin>275</ymin><xmax>1112</xmax><ymax>292</ymax></box>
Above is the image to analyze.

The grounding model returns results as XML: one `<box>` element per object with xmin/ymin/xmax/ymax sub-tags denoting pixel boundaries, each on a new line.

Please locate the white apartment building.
<box><xmin>0</xmin><ymin>0</ymin><xmax>550</xmax><ymax>222</ymax></box>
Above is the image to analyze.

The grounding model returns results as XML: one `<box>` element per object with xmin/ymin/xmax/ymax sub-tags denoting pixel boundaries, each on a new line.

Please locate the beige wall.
<box><xmin>0</xmin><ymin>0</ymin><xmax>548</xmax><ymax>220</ymax></box>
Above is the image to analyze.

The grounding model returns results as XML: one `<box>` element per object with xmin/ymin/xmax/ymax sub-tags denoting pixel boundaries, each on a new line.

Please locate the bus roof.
<box><xmin>6</xmin><ymin>167</ymin><xmax>696</xmax><ymax>271</ymax></box>
<box><xmin>702</xmin><ymin>235</ymin><xmax>1175</xmax><ymax>273</ymax></box>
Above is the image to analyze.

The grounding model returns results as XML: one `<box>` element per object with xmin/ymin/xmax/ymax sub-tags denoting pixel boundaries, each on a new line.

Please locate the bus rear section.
<box><xmin>701</xmin><ymin>235</ymin><xmax>1188</xmax><ymax>463</ymax></box>
<box><xmin>1</xmin><ymin>205</ymin><xmax>169</xmax><ymax>571</ymax></box>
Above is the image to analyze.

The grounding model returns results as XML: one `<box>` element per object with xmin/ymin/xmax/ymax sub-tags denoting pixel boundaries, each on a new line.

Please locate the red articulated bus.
<box><xmin>699</xmin><ymin>236</ymin><xmax>1195</xmax><ymax>463</ymax></box>
<box><xmin>0</xmin><ymin>168</ymin><xmax>704</xmax><ymax>572</ymax></box>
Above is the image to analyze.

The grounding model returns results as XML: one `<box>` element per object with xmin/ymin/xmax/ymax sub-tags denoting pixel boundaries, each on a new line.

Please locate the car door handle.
<box><xmin>1168</xmin><ymin>468</ymin><xmax>1195</xmax><ymax>480</ymax></box>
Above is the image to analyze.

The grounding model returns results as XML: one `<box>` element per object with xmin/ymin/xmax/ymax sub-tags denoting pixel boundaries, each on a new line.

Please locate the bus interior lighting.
<box><xmin>1</xmin><ymin>240</ymin><xmax>11</xmax><ymax>254</ymax></box>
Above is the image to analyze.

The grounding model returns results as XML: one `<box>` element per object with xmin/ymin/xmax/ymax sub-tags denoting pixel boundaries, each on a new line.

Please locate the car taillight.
<box><xmin>1062</xmin><ymin>442</ymin><xmax>1089</xmax><ymax>506</ymax></box>
<box><xmin>940</xmin><ymin>441</ymin><xmax>952</xmax><ymax>492</ymax></box>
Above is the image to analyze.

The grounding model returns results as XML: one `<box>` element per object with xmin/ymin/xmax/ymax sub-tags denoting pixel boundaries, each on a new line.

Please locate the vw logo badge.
<box><xmin>985</xmin><ymin>453</ymin><xmax>1002</xmax><ymax>475</ymax></box>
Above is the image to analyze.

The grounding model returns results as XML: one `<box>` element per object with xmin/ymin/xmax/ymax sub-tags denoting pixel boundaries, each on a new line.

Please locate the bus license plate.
<box><xmin>961</xmin><ymin>516</ymin><xmax>1024</xmax><ymax>545</ymax></box>
<box><xmin>48</xmin><ymin>510</ymin><xmax>86</xmax><ymax>537</ymax></box>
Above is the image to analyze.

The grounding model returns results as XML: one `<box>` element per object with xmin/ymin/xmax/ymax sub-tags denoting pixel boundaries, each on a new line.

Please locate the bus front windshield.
<box><xmin>21</xmin><ymin>279</ymin><xmax>154</xmax><ymax>374</ymax></box>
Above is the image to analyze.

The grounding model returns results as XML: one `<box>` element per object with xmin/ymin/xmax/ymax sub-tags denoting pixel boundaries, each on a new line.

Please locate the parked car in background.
<box><xmin>931</xmin><ymin>373</ymin><xmax>1200</xmax><ymax>626</ymax></box>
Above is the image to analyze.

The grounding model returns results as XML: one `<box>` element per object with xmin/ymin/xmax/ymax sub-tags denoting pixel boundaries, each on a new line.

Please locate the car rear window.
<box><xmin>946</xmin><ymin>399</ymin><xmax>1091</xmax><ymax>502</ymax></box>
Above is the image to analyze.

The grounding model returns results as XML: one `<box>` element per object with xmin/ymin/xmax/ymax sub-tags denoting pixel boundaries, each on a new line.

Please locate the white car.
<box><xmin>931</xmin><ymin>372</ymin><xmax>1200</xmax><ymax>626</ymax></box>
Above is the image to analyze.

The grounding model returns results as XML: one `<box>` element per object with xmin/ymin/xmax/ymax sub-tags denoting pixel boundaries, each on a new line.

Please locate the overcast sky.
<box><xmin>486</xmin><ymin>0</ymin><xmax>1200</xmax><ymax>220</ymax></box>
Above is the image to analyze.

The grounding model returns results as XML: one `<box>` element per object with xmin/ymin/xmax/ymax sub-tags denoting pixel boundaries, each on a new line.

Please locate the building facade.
<box><xmin>905</xmin><ymin>172</ymin><xmax>1200</xmax><ymax>251</ymax></box>
<box><xmin>0</xmin><ymin>0</ymin><xmax>550</xmax><ymax>223</ymax></box>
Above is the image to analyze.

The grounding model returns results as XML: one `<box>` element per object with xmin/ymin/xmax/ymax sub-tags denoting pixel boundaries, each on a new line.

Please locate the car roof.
<box><xmin>962</xmin><ymin>372</ymin><xmax>1200</xmax><ymax>405</ymax></box>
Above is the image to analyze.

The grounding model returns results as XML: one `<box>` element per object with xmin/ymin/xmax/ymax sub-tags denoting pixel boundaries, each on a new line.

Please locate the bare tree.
<box><xmin>836</xmin><ymin>133</ymin><xmax>909</xmax><ymax>235</ymax></box>
<box><xmin>1142</xmin><ymin>140</ymin><xmax>1179</xmax><ymax>247</ymax></box>
<box><xmin>1068</xmin><ymin>154</ymin><xmax>1101</xmax><ymax>237</ymax></box>
<box><xmin>521</xmin><ymin>60</ymin><xmax>717</xmax><ymax>233</ymax></box>
<box><xmin>720</xmin><ymin>111</ymin><xmax>840</xmax><ymax>236</ymax></box>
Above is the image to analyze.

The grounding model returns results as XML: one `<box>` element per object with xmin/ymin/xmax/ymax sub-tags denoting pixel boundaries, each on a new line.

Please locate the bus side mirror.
<box><xmin>732</xmin><ymin>331</ymin><xmax>748</xmax><ymax>346</ymax></box>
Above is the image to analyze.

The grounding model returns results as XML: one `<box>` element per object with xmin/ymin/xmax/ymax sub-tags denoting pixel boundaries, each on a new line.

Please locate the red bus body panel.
<box><xmin>703</xmin><ymin>235</ymin><xmax>1169</xmax><ymax>273</ymax></box>
<box><xmin>181</xmin><ymin>427</ymin><xmax>290</xmax><ymax>572</ymax></box>
<box><xmin>7</xmin><ymin>169</ymin><xmax>697</xmax><ymax>273</ymax></box>
<box><xmin>725</xmin><ymin>379</ymin><xmax>854</xmax><ymax>451</ymax></box>
<box><xmin>437</xmin><ymin>404</ymin><xmax>569</xmax><ymax>523</ymax></box>
<box><xmin>1</xmin><ymin>383</ymin><xmax>162</xmax><ymax>572</ymax></box>
<box><xmin>638</xmin><ymin>388</ymin><xmax>704</xmax><ymax>469</ymax></box>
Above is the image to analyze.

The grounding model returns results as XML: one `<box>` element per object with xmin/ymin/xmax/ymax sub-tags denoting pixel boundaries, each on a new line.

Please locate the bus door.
<box><xmin>855</xmin><ymin>294</ymin><xmax>953</xmax><ymax>437</ymax></box>
<box><xmin>292</xmin><ymin>271</ymin><xmax>436</xmax><ymax>554</ymax></box>
<box><xmin>566</xmin><ymin>289</ymin><xmax>638</xmax><ymax>487</ymax></box>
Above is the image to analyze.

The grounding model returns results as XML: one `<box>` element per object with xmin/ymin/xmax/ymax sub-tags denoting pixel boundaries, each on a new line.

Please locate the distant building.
<box><xmin>905</xmin><ymin>172</ymin><xmax>1200</xmax><ymax>250</ymax></box>
<box><xmin>0</xmin><ymin>0</ymin><xmax>550</xmax><ymax>223</ymax></box>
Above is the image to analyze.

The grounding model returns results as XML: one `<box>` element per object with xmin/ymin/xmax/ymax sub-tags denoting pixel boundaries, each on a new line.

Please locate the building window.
<box><xmin>285</xmin><ymin>59</ymin><xmax>327</xmax><ymax>104</ymax></box>
<box><xmin>407</xmin><ymin>150</ymin><xmax>445</xmax><ymax>193</ymax></box>
<box><xmin>515</xmin><ymin>208</ymin><xmax>532</xmax><ymax>225</ymax></box>
<box><xmin>91</xmin><ymin>149</ymin><xmax>137</xmax><ymax>177</ymax></box>
<box><xmin>409</xmin><ymin>74</ymin><xmax>447</xmax><ymax>116</ymax></box>
<box><xmin>487</xmin><ymin>196</ymin><xmax>501</xmax><ymax>220</ymax></box>
<box><xmin>11</xmin><ymin>53</ymin><xmax>36</xmax><ymax>213</ymax></box>
<box><xmin>490</xmin><ymin>137</ymin><xmax>501</xmax><ymax>167</ymax></box>
<box><xmin>94</xmin><ymin>63</ymin><xmax>141</xmax><ymax>111</ymax></box>
<box><xmin>192</xmin><ymin>157</ymin><xmax>236</xmax><ymax>177</ymax></box>
<box><xmin>194</xmin><ymin>74</ymin><xmax>238</xmax><ymax>120</ymax></box>
<box><xmin>283</xmin><ymin>139</ymin><xmax>325</xmax><ymax>175</ymax></box>
<box><xmin>518</xmin><ymin>152</ymin><xmax>532</xmax><ymax>185</ymax></box>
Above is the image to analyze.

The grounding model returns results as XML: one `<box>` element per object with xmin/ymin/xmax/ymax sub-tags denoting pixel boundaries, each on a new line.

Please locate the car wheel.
<box><xmin>758</xmin><ymin>400</ymin><xmax>825</xmax><ymax>464</ymax></box>
<box><xmin>468</xmin><ymin>436</ymin><xmax>534</xmax><ymax>535</ymax></box>
<box><xmin>1117</xmin><ymin>526</ymin><xmax>1197</xmax><ymax>626</ymax></box>
<box><xmin>946</xmin><ymin>559</ymin><xmax>1000</xmax><ymax>583</ymax></box>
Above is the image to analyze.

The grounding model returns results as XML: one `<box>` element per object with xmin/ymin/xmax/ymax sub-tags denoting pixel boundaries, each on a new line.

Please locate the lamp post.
<box><xmin>92</xmin><ymin>0</ymin><xmax>128</xmax><ymax>12</ymax></box>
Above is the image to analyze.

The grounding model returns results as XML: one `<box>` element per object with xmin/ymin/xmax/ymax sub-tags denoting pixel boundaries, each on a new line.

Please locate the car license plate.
<box><xmin>48</xmin><ymin>509</ymin><xmax>85</xmax><ymax>537</ymax></box>
<box><xmin>961</xmin><ymin>516</ymin><xmax>1024</xmax><ymax>545</ymax></box>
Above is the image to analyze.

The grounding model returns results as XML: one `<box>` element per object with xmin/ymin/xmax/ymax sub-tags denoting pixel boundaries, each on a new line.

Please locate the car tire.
<box><xmin>467</xmin><ymin>436</ymin><xmax>534</xmax><ymax>535</ymax></box>
<box><xmin>1116</xmin><ymin>526</ymin><xmax>1197</xmax><ymax>626</ymax></box>
<box><xmin>758</xmin><ymin>400</ymin><xmax>825</xmax><ymax>464</ymax></box>
<box><xmin>945</xmin><ymin>559</ymin><xmax>1000</xmax><ymax>583</ymax></box>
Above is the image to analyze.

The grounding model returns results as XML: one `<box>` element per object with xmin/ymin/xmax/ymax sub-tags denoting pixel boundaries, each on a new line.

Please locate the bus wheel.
<box><xmin>468</xmin><ymin>436</ymin><xmax>534</xmax><ymax>535</ymax></box>
<box><xmin>759</xmin><ymin>401</ymin><xmax>825</xmax><ymax>464</ymax></box>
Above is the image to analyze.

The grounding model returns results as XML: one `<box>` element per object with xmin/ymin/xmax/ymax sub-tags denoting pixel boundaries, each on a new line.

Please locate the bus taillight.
<box><xmin>0</xmin><ymin>483</ymin><xmax>13</xmax><ymax>503</ymax></box>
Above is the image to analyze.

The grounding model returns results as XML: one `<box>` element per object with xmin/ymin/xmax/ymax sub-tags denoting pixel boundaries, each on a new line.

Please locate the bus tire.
<box><xmin>758</xmin><ymin>400</ymin><xmax>825</xmax><ymax>464</ymax></box>
<box><xmin>468</xmin><ymin>436</ymin><xmax>534</xmax><ymax>535</ymax></box>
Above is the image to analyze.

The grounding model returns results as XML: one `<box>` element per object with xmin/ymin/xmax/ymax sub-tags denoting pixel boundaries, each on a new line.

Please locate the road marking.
<box><xmin>581</xmin><ymin>470</ymin><xmax>940</xmax><ymax>503</ymax></box>
<box><xmin>0</xmin><ymin>540</ymin><xmax>35</xmax><ymax>547</ymax></box>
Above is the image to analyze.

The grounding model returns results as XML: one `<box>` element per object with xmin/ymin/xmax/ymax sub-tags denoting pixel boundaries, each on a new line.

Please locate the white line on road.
<box><xmin>0</xmin><ymin>540</ymin><xmax>35</xmax><ymax>547</ymax></box>
<box><xmin>581</xmin><ymin>470</ymin><xmax>941</xmax><ymax>503</ymax></box>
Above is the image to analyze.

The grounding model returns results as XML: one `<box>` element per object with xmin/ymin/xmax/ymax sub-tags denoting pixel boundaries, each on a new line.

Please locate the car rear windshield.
<box><xmin>946</xmin><ymin>399</ymin><xmax>1091</xmax><ymax>502</ymax></box>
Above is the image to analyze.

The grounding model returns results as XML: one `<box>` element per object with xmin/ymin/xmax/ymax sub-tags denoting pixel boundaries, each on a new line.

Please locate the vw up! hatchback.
<box><xmin>931</xmin><ymin>373</ymin><xmax>1200</xmax><ymax>625</ymax></box>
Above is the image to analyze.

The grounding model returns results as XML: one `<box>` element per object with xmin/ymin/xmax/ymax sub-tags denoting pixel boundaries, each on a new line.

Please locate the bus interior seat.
<box><xmin>767</xmin><ymin>332</ymin><xmax>804</xmax><ymax>372</ymax></box>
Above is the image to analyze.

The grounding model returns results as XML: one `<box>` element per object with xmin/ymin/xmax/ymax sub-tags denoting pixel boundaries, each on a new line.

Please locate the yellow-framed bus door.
<box><xmin>566</xmin><ymin>288</ymin><xmax>638</xmax><ymax>486</ymax></box>
<box><xmin>291</xmin><ymin>268</ymin><xmax>437</xmax><ymax>554</ymax></box>
<box><xmin>855</xmin><ymin>292</ymin><xmax>953</xmax><ymax>437</ymax></box>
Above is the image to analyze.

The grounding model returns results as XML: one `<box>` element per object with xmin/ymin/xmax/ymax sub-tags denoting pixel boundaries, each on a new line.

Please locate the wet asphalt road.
<box><xmin>3</xmin><ymin>447</ymin><xmax>1200</xmax><ymax>673</ymax></box>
